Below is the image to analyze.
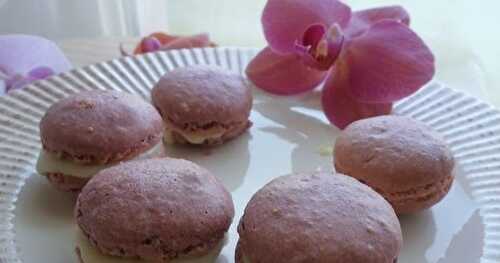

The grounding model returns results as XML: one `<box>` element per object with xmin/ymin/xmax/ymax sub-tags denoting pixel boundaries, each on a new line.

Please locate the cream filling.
<box><xmin>163</xmin><ymin>126</ymin><xmax>226</xmax><ymax>145</ymax></box>
<box><xmin>36</xmin><ymin>144</ymin><xmax>161</xmax><ymax>179</ymax></box>
<box><xmin>75</xmin><ymin>230</ymin><xmax>226</xmax><ymax>263</ymax></box>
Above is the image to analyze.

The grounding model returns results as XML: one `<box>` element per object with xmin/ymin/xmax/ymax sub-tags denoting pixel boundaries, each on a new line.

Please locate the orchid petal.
<box><xmin>133</xmin><ymin>32</ymin><xmax>178</xmax><ymax>54</ymax></box>
<box><xmin>133</xmin><ymin>33</ymin><xmax>215</xmax><ymax>54</ymax></box>
<box><xmin>161</xmin><ymin>33</ymin><xmax>213</xmax><ymax>50</ymax></box>
<box><xmin>262</xmin><ymin>0</ymin><xmax>351</xmax><ymax>54</ymax></box>
<box><xmin>346</xmin><ymin>6</ymin><xmax>410</xmax><ymax>38</ymax></box>
<box><xmin>28</xmin><ymin>66</ymin><xmax>55</xmax><ymax>79</ymax></box>
<box><xmin>322</xmin><ymin>65</ymin><xmax>392</xmax><ymax>129</ymax></box>
<box><xmin>295</xmin><ymin>23</ymin><xmax>345</xmax><ymax>70</ymax></box>
<box><xmin>341</xmin><ymin>20</ymin><xmax>435</xmax><ymax>103</ymax></box>
<box><xmin>148</xmin><ymin>32</ymin><xmax>179</xmax><ymax>45</ymax></box>
<box><xmin>141</xmin><ymin>37</ymin><xmax>161</xmax><ymax>52</ymax></box>
<box><xmin>4</xmin><ymin>74</ymin><xmax>21</xmax><ymax>90</ymax></box>
<box><xmin>246</xmin><ymin>47</ymin><xmax>327</xmax><ymax>95</ymax></box>
<box><xmin>0</xmin><ymin>65</ymin><xmax>13</xmax><ymax>77</ymax></box>
<box><xmin>0</xmin><ymin>35</ymin><xmax>71</xmax><ymax>75</ymax></box>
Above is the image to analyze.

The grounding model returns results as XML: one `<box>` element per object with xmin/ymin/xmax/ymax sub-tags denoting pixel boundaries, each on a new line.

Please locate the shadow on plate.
<box><xmin>163</xmin><ymin>132</ymin><xmax>251</xmax><ymax>191</ymax></box>
<box><xmin>399</xmin><ymin>210</ymin><xmax>437</xmax><ymax>263</ymax></box>
<box><xmin>15</xmin><ymin>172</ymin><xmax>78</xmax><ymax>263</ymax></box>
<box><xmin>253</xmin><ymin>97</ymin><xmax>338</xmax><ymax>173</ymax></box>
<box><xmin>16</xmin><ymin>173</ymin><xmax>77</xmax><ymax>225</ymax></box>
<box><xmin>437</xmin><ymin>210</ymin><xmax>483</xmax><ymax>263</ymax></box>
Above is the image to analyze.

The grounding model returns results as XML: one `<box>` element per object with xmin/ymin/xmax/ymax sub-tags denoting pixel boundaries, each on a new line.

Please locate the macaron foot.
<box><xmin>45</xmin><ymin>173</ymin><xmax>88</xmax><ymax>192</ymax></box>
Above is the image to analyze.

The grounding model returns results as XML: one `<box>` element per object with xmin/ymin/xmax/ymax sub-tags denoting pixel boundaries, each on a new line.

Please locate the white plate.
<box><xmin>0</xmin><ymin>47</ymin><xmax>498</xmax><ymax>263</ymax></box>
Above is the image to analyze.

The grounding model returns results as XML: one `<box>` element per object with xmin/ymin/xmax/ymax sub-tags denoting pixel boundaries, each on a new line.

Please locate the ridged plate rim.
<box><xmin>0</xmin><ymin>47</ymin><xmax>498</xmax><ymax>262</ymax></box>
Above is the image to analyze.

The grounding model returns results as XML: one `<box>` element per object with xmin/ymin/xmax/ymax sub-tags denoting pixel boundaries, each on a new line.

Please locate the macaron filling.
<box><xmin>163</xmin><ymin>119</ymin><xmax>249</xmax><ymax>145</ymax></box>
<box><xmin>36</xmin><ymin>144</ymin><xmax>161</xmax><ymax>179</ymax></box>
<box><xmin>76</xmin><ymin>229</ymin><xmax>227</xmax><ymax>263</ymax></box>
<box><xmin>163</xmin><ymin>125</ymin><xmax>227</xmax><ymax>145</ymax></box>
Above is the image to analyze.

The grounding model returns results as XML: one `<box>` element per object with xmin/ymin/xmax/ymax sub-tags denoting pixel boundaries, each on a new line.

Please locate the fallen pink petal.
<box><xmin>141</xmin><ymin>37</ymin><xmax>162</xmax><ymax>53</ymax></box>
<box><xmin>0</xmin><ymin>35</ymin><xmax>71</xmax><ymax>93</ymax></box>
<box><xmin>161</xmin><ymin>33</ymin><xmax>212</xmax><ymax>50</ymax></box>
<box><xmin>131</xmin><ymin>32</ymin><xmax>215</xmax><ymax>55</ymax></box>
<box><xmin>0</xmin><ymin>35</ymin><xmax>71</xmax><ymax>74</ymax></box>
<box><xmin>28</xmin><ymin>66</ymin><xmax>55</xmax><ymax>80</ymax></box>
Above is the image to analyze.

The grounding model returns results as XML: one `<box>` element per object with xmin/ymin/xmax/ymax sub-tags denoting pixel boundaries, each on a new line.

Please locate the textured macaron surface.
<box><xmin>75</xmin><ymin>158</ymin><xmax>234</xmax><ymax>261</ymax></box>
<box><xmin>40</xmin><ymin>90</ymin><xmax>163</xmax><ymax>164</ymax></box>
<box><xmin>334</xmin><ymin>115</ymin><xmax>454</xmax><ymax>213</ymax></box>
<box><xmin>152</xmin><ymin>65</ymin><xmax>252</xmax><ymax>127</ymax></box>
<box><xmin>237</xmin><ymin>172</ymin><xmax>402</xmax><ymax>263</ymax></box>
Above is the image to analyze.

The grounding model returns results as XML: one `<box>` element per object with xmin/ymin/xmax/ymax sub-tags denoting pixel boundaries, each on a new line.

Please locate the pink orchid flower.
<box><xmin>246</xmin><ymin>0</ymin><xmax>435</xmax><ymax>129</ymax></box>
<box><xmin>0</xmin><ymin>35</ymin><xmax>71</xmax><ymax>95</ymax></box>
<box><xmin>122</xmin><ymin>32</ymin><xmax>216</xmax><ymax>56</ymax></box>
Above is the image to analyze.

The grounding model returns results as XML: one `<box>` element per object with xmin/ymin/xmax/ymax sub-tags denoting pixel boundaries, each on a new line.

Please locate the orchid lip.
<box><xmin>294</xmin><ymin>23</ymin><xmax>345</xmax><ymax>71</ymax></box>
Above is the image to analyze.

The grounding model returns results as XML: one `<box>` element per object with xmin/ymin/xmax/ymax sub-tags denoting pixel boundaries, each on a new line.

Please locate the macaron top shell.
<box><xmin>237</xmin><ymin>172</ymin><xmax>402</xmax><ymax>263</ymax></box>
<box><xmin>75</xmin><ymin>158</ymin><xmax>234</xmax><ymax>261</ymax></box>
<box><xmin>334</xmin><ymin>115</ymin><xmax>454</xmax><ymax>192</ymax></box>
<box><xmin>40</xmin><ymin>90</ymin><xmax>163</xmax><ymax>164</ymax></box>
<box><xmin>152</xmin><ymin>65</ymin><xmax>252</xmax><ymax>127</ymax></box>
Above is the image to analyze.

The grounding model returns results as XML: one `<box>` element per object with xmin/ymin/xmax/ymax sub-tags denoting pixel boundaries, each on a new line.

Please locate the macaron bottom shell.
<box><xmin>75</xmin><ymin>158</ymin><xmax>234</xmax><ymax>262</ymax></box>
<box><xmin>36</xmin><ymin>143</ymin><xmax>164</xmax><ymax>192</ymax></box>
<box><xmin>45</xmin><ymin>173</ymin><xmax>88</xmax><ymax>192</ymax></box>
<box><xmin>75</xmin><ymin>229</ymin><xmax>227</xmax><ymax>263</ymax></box>
<box><xmin>375</xmin><ymin>173</ymin><xmax>454</xmax><ymax>215</ymax></box>
<box><xmin>333</xmin><ymin>115</ymin><xmax>455</xmax><ymax>215</ymax></box>
<box><xmin>236</xmin><ymin>172</ymin><xmax>402</xmax><ymax>263</ymax></box>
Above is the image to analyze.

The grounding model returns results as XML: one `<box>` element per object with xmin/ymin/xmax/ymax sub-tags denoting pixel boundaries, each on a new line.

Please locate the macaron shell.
<box><xmin>75</xmin><ymin>158</ymin><xmax>234</xmax><ymax>261</ymax></box>
<box><xmin>152</xmin><ymin>65</ymin><xmax>252</xmax><ymax>127</ymax></box>
<box><xmin>237</xmin><ymin>172</ymin><xmax>402</xmax><ymax>263</ymax></box>
<box><xmin>334</xmin><ymin>115</ymin><xmax>455</xmax><ymax>214</ymax></box>
<box><xmin>40</xmin><ymin>90</ymin><xmax>163</xmax><ymax>164</ymax></box>
<box><xmin>389</xmin><ymin>172</ymin><xmax>454</xmax><ymax>214</ymax></box>
<box><xmin>334</xmin><ymin>115</ymin><xmax>454</xmax><ymax>192</ymax></box>
<box><xmin>45</xmin><ymin>173</ymin><xmax>88</xmax><ymax>192</ymax></box>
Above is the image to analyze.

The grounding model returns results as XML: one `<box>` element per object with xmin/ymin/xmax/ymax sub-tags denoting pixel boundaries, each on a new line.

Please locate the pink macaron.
<box><xmin>75</xmin><ymin>158</ymin><xmax>234</xmax><ymax>262</ymax></box>
<box><xmin>37</xmin><ymin>90</ymin><xmax>163</xmax><ymax>192</ymax></box>
<box><xmin>152</xmin><ymin>65</ymin><xmax>253</xmax><ymax>146</ymax></box>
<box><xmin>334</xmin><ymin>115</ymin><xmax>455</xmax><ymax>214</ymax></box>
<box><xmin>237</xmin><ymin>172</ymin><xmax>402</xmax><ymax>263</ymax></box>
